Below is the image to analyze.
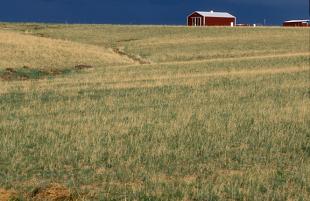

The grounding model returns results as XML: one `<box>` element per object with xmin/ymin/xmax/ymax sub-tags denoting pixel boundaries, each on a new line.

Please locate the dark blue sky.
<box><xmin>0</xmin><ymin>0</ymin><xmax>309</xmax><ymax>25</ymax></box>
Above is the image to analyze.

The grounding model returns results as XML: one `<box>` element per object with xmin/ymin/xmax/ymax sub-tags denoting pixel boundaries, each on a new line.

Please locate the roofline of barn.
<box><xmin>284</xmin><ymin>19</ymin><xmax>309</xmax><ymax>23</ymax></box>
<box><xmin>187</xmin><ymin>11</ymin><xmax>236</xmax><ymax>19</ymax></box>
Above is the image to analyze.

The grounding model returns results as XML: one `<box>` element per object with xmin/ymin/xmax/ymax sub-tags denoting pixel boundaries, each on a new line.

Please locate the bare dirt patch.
<box><xmin>113</xmin><ymin>48</ymin><xmax>150</xmax><ymax>65</ymax></box>
<box><xmin>116</xmin><ymin>38</ymin><xmax>139</xmax><ymax>43</ymax></box>
<box><xmin>74</xmin><ymin>64</ymin><xmax>93</xmax><ymax>70</ymax></box>
<box><xmin>0</xmin><ymin>64</ymin><xmax>93</xmax><ymax>81</ymax></box>
<box><xmin>30</xmin><ymin>183</ymin><xmax>72</xmax><ymax>201</ymax></box>
<box><xmin>0</xmin><ymin>188</ymin><xmax>17</xmax><ymax>201</ymax></box>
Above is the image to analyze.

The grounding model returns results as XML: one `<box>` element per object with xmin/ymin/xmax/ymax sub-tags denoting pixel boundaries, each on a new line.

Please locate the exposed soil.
<box><xmin>33</xmin><ymin>33</ymin><xmax>48</xmax><ymax>38</ymax></box>
<box><xmin>1</xmin><ymin>67</ymin><xmax>31</xmax><ymax>81</ymax></box>
<box><xmin>0</xmin><ymin>24</ymin><xmax>47</xmax><ymax>32</ymax></box>
<box><xmin>0</xmin><ymin>188</ymin><xmax>17</xmax><ymax>201</ymax></box>
<box><xmin>116</xmin><ymin>38</ymin><xmax>139</xmax><ymax>43</ymax></box>
<box><xmin>113</xmin><ymin>48</ymin><xmax>150</xmax><ymax>65</ymax></box>
<box><xmin>0</xmin><ymin>183</ymin><xmax>73</xmax><ymax>201</ymax></box>
<box><xmin>30</xmin><ymin>183</ymin><xmax>72</xmax><ymax>201</ymax></box>
<box><xmin>74</xmin><ymin>64</ymin><xmax>93</xmax><ymax>70</ymax></box>
<box><xmin>0</xmin><ymin>65</ymin><xmax>93</xmax><ymax>81</ymax></box>
<box><xmin>22</xmin><ymin>24</ymin><xmax>47</xmax><ymax>31</ymax></box>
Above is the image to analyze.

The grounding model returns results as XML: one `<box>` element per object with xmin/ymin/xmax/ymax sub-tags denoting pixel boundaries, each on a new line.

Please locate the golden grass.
<box><xmin>0</xmin><ymin>24</ymin><xmax>309</xmax><ymax>200</ymax></box>
<box><xmin>0</xmin><ymin>30</ymin><xmax>133</xmax><ymax>70</ymax></box>
<box><xmin>99</xmin><ymin>66</ymin><xmax>309</xmax><ymax>89</ymax></box>
<box><xmin>160</xmin><ymin>52</ymin><xmax>310</xmax><ymax>65</ymax></box>
<box><xmin>132</xmin><ymin>33</ymin><xmax>294</xmax><ymax>47</ymax></box>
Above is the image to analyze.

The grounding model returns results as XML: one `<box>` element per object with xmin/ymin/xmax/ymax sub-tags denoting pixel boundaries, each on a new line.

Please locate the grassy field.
<box><xmin>0</xmin><ymin>23</ymin><xmax>309</xmax><ymax>200</ymax></box>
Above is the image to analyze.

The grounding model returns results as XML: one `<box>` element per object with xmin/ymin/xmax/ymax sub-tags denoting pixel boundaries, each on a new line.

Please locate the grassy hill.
<box><xmin>0</xmin><ymin>29</ymin><xmax>134</xmax><ymax>70</ymax></box>
<box><xmin>0</xmin><ymin>23</ymin><xmax>309</xmax><ymax>200</ymax></box>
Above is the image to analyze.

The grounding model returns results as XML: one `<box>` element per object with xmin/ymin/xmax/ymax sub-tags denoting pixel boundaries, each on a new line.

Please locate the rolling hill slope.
<box><xmin>0</xmin><ymin>29</ymin><xmax>134</xmax><ymax>70</ymax></box>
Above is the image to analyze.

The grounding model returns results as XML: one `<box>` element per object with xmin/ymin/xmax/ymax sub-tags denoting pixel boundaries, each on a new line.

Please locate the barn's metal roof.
<box><xmin>284</xmin><ymin>19</ymin><xmax>309</xmax><ymax>23</ymax></box>
<box><xmin>195</xmin><ymin>11</ymin><xmax>235</xmax><ymax>18</ymax></box>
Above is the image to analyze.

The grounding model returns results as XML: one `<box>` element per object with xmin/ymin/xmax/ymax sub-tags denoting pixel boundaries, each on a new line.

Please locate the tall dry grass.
<box><xmin>0</xmin><ymin>24</ymin><xmax>309</xmax><ymax>200</ymax></box>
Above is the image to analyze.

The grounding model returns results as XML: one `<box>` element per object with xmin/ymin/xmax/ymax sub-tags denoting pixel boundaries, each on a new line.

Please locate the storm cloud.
<box><xmin>0</xmin><ymin>0</ymin><xmax>308</xmax><ymax>25</ymax></box>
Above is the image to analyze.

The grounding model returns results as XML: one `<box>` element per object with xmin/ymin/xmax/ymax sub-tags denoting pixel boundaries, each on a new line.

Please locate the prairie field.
<box><xmin>0</xmin><ymin>23</ymin><xmax>309</xmax><ymax>200</ymax></box>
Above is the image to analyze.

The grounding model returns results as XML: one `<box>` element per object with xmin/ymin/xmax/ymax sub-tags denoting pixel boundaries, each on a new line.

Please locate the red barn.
<box><xmin>187</xmin><ymin>11</ymin><xmax>236</xmax><ymax>26</ymax></box>
<box><xmin>283</xmin><ymin>20</ymin><xmax>310</xmax><ymax>27</ymax></box>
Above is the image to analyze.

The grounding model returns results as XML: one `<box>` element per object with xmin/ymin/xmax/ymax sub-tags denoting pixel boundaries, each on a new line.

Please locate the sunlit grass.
<box><xmin>0</xmin><ymin>30</ymin><xmax>133</xmax><ymax>70</ymax></box>
<box><xmin>0</xmin><ymin>23</ymin><xmax>309</xmax><ymax>200</ymax></box>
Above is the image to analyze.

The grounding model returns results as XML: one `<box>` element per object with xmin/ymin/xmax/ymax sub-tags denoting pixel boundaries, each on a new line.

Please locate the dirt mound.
<box><xmin>1</xmin><ymin>64</ymin><xmax>93</xmax><ymax>81</ymax></box>
<box><xmin>0</xmin><ymin>188</ymin><xmax>17</xmax><ymax>201</ymax></box>
<box><xmin>74</xmin><ymin>64</ymin><xmax>93</xmax><ymax>70</ymax></box>
<box><xmin>1</xmin><ymin>67</ymin><xmax>48</xmax><ymax>81</ymax></box>
<box><xmin>30</xmin><ymin>183</ymin><xmax>72</xmax><ymax>201</ymax></box>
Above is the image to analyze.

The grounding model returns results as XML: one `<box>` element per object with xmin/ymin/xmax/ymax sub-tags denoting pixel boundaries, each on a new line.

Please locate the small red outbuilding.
<box><xmin>187</xmin><ymin>11</ymin><xmax>236</xmax><ymax>27</ymax></box>
<box><xmin>283</xmin><ymin>20</ymin><xmax>310</xmax><ymax>27</ymax></box>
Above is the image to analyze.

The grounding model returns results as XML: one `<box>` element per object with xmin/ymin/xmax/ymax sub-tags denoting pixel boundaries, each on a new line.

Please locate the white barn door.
<box><xmin>192</xmin><ymin>17</ymin><xmax>202</xmax><ymax>26</ymax></box>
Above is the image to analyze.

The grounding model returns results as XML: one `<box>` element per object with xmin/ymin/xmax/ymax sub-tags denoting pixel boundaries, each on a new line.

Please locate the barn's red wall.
<box><xmin>205</xmin><ymin>17</ymin><xmax>235</xmax><ymax>26</ymax></box>
<box><xmin>188</xmin><ymin>13</ymin><xmax>204</xmax><ymax>26</ymax></box>
<box><xmin>187</xmin><ymin>12</ymin><xmax>236</xmax><ymax>26</ymax></box>
<box><xmin>283</xmin><ymin>22</ymin><xmax>310</xmax><ymax>27</ymax></box>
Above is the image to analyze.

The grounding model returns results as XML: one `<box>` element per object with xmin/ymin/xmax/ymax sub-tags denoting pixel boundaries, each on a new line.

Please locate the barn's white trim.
<box><xmin>284</xmin><ymin>19</ymin><xmax>309</xmax><ymax>23</ymax></box>
<box><xmin>196</xmin><ymin>11</ymin><xmax>236</xmax><ymax>18</ymax></box>
<box><xmin>186</xmin><ymin>11</ymin><xmax>203</xmax><ymax>19</ymax></box>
